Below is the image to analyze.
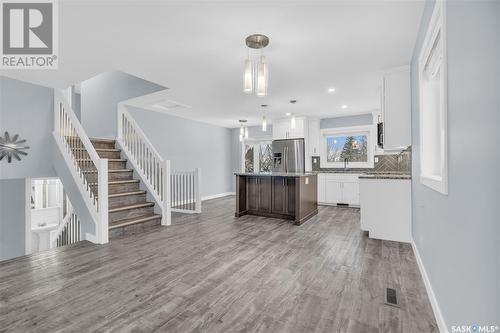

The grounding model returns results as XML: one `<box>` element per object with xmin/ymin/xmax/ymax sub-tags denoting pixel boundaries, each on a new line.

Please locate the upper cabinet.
<box><xmin>307</xmin><ymin>118</ymin><xmax>320</xmax><ymax>156</ymax></box>
<box><xmin>381</xmin><ymin>66</ymin><xmax>411</xmax><ymax>150</ymax></box>
<box><xmin>272</xmin><ymin>117</ymin><xmax>307</xmax><ymax>140</ymax></box>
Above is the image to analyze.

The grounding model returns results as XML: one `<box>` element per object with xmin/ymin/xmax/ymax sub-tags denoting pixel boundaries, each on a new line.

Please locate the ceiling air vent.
<box><xmin>152</xmin><ymin>100</ymin><xmax>190</xmax><ymax>111</ymax></box>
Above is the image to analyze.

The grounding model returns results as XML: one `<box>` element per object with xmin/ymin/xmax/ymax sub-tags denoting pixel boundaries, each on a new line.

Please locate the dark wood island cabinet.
<box><xmin>235</xmin><ymin>173</ymin><xmax>318</xmax><ymax>225</ymax></box>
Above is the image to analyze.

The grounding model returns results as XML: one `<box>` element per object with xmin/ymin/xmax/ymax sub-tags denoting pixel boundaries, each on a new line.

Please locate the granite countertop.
<box><xmin>358</xmin><ymin>174</ymin><xmax>411</xmax><ymax>180</ymax></box>
<box><xmin>312</xmin><ymin>170</ymin><xmax>411</xmax><ymax>180</ymax></box>
<box><xmin>235</xmin><ymin>172</ymin><xmax>317</xmax><ymax>177</ymax></box>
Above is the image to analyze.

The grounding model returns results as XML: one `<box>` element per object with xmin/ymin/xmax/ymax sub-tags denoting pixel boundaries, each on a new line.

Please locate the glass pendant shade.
<box><xmin>245</xmin><ymin>127</ymin><xmax>249</xmax><ymax>139</ymax></box>
<box><xmin>262</xmin><ymin>116</ymin><xmax>267</xmax><ymax>132</ymax></box>
<box><xmin>243</xmin><ymin>59</ymin><xmax>253</xmax><ymax>93</ymax></box>
<box><xmin>291</xmin><ymin>114</ymin><xmax>296</xmax><ymax>129</ymax></box>
<box><xmin>240</xmin><ymin>125</ymin><xmax>244</xmax><ymax>136</ymax></box>
<box><xmin>256</xmin><ymin>55</ymin><xmax>268</xmax><ymax>97</ymax></box>
<box><xmin>239</xmin><ymin>133</ymin><xmax>243</xmax><ymax>142</ymax></box>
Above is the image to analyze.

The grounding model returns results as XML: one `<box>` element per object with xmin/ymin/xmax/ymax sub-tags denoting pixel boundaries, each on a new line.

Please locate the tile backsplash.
<box><xmin>311</xmin><ymin>146</ymin><xmax>412</xmax><ymax>173</ymax></box>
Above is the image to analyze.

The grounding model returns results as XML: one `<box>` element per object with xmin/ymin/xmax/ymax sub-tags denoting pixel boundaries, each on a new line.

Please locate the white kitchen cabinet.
<box><xmin>342</xmin><ymin>181</ymin><xmax>359</xmax><ymax>205</ymax></box>
<box><xmin>307</xmin><ymin>118</ymin><xmax>320</xmax><ymax>156</ymax></box>
<box><xmin>359</xmin><ymin>178</ymin><xmax>411</xmax><ymax>242</ymax></box>
<box><xmin>325</xmin><ymin>179</ymin><xmax>342</xmax><ymax>203</ymax></box>
<box><xmin>272</xmin><ymin>120</ymin><xmax>289</xmax><ymax>140</ymax></box>
<box><xmin>381</xmin><ymin>66</ymin><xmax>411</xmax><ymax>149</ymax></box>
<box><xmin>317</xmin><ymin>173</ymin><xmax>326</xmax><ymax>202</ymax></box>
<box><xmin>272</xmin><ymin>117</ymin><xmax>307</xmax><ymax>140</ymax></box>
<box><xmin>318</xmin><ymin>173</ymin><xmax>360</xmax><ymax>206</ymax></box>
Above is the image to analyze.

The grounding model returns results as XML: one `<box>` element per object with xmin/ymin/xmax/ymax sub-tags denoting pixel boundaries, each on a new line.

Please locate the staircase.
<box><xmin>86</xmin><ymin>138</ymin><xmax>162</xmax><ymax>238</ymax></box>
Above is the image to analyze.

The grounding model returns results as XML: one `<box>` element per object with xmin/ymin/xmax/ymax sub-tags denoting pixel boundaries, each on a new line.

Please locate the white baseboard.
<box><xmin>202</xmin><ymin>192</ymin><xmax>235</xmax><ymax>201</ymax></box>
<box><xmin>411</xmin><ymin>239</ymin><xmax>448</xmax><ymax>333</ymax></box>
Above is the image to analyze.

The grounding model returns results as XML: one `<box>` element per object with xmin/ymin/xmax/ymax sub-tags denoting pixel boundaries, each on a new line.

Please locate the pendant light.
<box><xmin>290</xmin><ymin>100</ymin><xmax>297</xmax><ymax>129</ymax></box>
<box><xmin>243</xmin><ymin>34</ymin><xmax>270</xmax><ymax>97</ymax></box>
<box><xmin>243</xmin><ymin>51</ymin><xmax>253</xmax><ymax>93</ymax></box>
<box><xmin>239</xmin><ymin>120</ymin><xmax>248</xmax><ymax>142</ymax></box>
<box><xmin>256</xmin><ymin>55</ymin><xmax>268</xmax><ymax>97</ymax></box>
<box><xmin>261</xmin><ymin>104</ymin><xmax>268</xmax><ymax>132</ymax></box>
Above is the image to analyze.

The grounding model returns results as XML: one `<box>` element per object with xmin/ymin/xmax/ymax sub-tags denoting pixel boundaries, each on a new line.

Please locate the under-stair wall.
<box><xmin>52</xmin><ymin>141</ymin><xmax>98</xmax><ymax>242</ymax></box>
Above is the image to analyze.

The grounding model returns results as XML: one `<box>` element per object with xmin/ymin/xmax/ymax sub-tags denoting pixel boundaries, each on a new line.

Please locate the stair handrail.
<box><xmin>51</xmin><ymin>205</ymin><xmax>75</xmax><ymax>247</ymax></box>
<box><xmin>53</xmin><ymin>89</ymin><xmax>109</xmax><ymax>244</ymax></box>
<box><xmin>117</xmin><ymin>104</ymin><xmax>171</xmax><ymax>226</ymax></box>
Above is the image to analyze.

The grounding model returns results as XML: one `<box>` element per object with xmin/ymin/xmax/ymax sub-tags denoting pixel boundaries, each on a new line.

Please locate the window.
<box><xmin>244</xmin><ymin>144</ymin><xmax>254</xmax><ymax>173</ymax></box>
<box><xmin>242</xmin><ymin>141</ymin><xmax>272</xmax><ymax>172</ymax></box>
<box><xmin>418</xmin><ymin>1</ymin><xmax>448</xmax><ymax>194</ymax></box>
<box><xmin>320</xmin><ymin>125</ymin><xmax>375</xmax><ymax>168</ymax></box>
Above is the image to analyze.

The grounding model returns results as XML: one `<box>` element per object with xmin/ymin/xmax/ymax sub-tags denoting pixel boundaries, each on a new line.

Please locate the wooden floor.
<box><xmin>0</xmin><ymin>196</ymin><xmax>437</xmax><ymax>333</ymax></box>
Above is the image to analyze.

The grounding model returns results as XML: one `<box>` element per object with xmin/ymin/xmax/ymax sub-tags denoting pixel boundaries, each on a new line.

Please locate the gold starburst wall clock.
<box><xmin>0</xmin><ymin>132</ymin><xmax>30</xmax><ymax>163</ymax></box>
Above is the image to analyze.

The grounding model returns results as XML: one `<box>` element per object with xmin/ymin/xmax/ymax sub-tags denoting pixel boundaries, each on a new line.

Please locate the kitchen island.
<box><xmin>235</xmin><ymin>173</ymin><xmax>318</xmax><ymax>225</ymax></box>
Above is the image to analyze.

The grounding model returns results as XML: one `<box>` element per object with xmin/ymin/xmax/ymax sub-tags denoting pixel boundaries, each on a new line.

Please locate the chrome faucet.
<box><xmin>344</xmin><ymin>158</ymin><xmax>349</xmax><ymax>170</ymax></box>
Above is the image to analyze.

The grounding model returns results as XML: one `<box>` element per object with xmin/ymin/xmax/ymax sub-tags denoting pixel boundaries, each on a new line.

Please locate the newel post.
<box><xmin>195</xmin><ymin>168</ymin><xmax>202</xmax><ymax>213</ymax></box>
<box><xmin>117</xmin><ymin>104</ymin><xmax>124</xmax><ymax>142</ymax></box>
<box><xmin>162</xmin><ymin>160</ymin><xmax>172</xmax><ymax>226</ymax></box>
<box><xmin>98</xmin><ymin>158</ymin><xmax>109</xmax><ymax>244</ymax></box>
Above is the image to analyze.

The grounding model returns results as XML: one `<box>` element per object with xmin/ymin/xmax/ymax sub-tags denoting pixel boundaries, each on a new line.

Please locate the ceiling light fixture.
<box><xmin>243</xmin><ymin>34</ymin><xmax>269</xmax><ymax>97</ymax></box>
<box><xmin>328</xmin><ymin>88</ymin><xmax>336</xmax><ymax>93</ymax></box>
<box><xmin>341</xmin><ymin>104</ymin><xmax>348</xmax><ymax>109</ymax></box>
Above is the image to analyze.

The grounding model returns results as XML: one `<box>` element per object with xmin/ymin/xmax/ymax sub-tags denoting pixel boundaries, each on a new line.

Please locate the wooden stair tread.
<box><xmin>76</xmin><ymin>158</ymin><xmax>126</xmax><ymax>162</ymax></box>
<box><xmin>109</xmin><ymin>214</ymin><xmax>162</xmax><ymax>229</ymax></box>
<box><xmin>83</xmin><ymin>169</ymin><xmax>132</xmax><ymax>174</ymax></box>
<box><xmin>108</xmin><ymin>190</ymin><xmax>146</xmax><ymax>198</ymax></box>
<box><xmin>89</xmin><ymin>179</ymin><xmax>139</xmax><ymax>186</ymax></box>
<box><xmin>72</xmin><ymin>148</ymin><xmax>120</xmax><ymax>152</ymax></box>
<box><xmin>109</xmin><ymin>202</ymin><xmax>154</xmax><ymax>213</ymax></box>
<box><xmin>90</xmin><ymin>138</ymin><xmax>116</xmax><ymax>143</ymax></box>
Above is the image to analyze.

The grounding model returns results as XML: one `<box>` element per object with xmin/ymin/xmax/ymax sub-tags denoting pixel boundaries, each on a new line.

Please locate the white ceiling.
<box><xmin>2</xmin><ymin>1</ymin><xmax>425</xmax><ymax>128</ymax></box>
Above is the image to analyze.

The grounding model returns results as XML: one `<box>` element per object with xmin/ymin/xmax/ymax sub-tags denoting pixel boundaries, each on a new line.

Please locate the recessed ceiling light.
<box><xmin>285</xmin><ymin>112</ymin><xmax>291</xmax><ymax>116</ymax></box>
<box><xmin>341</xmin><ymin>105</ymin><xmax>348</xmax><ymax>109</ymax></box>
<box><xmin>328</xmin><ymin>88</ymin><xmax>336</xmax><ymax>93</ymax></box>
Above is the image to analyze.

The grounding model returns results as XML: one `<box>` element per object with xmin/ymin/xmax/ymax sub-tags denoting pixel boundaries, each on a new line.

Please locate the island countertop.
<box><xmin>234</xmin><ymin>172</ymin><xmax>316</xmax><ymax>177</ymax></box>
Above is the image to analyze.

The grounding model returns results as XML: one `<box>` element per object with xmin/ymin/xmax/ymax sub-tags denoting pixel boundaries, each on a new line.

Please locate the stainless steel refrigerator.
<box><xmin>272</xmin><ymin>138</ymin><xmax>305</xmax><ymax>173</ymax></box>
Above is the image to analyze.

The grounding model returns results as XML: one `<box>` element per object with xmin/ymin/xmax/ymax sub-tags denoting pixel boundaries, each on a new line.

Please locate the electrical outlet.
<box><xmin>374</xmin><ymin>157</ymin><xmax>379</xmax><ymax>163</ymax></box>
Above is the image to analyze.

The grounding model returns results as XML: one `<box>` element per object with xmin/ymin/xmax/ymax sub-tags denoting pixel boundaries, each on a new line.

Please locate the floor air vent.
<box><xmin>384</xmin><ymin>288</ymin><xmax>400</xmax><ymax>308</ymax></box>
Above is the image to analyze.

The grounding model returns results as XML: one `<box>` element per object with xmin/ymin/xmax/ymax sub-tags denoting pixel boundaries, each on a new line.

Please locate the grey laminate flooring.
<box><xmin>0</xmin><ymin>196</ymin><xmax>438</xmax><ymax>333</ymax></box>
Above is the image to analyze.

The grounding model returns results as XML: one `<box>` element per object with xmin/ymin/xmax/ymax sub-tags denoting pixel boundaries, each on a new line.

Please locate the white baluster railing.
<box><xmin>171</xmin><ymin>169</ymin><xmax>202</xmax><ymax>214</ymax></box>
<box><xmin>51</xmin><ymin>206</ymin><xmax>81</xmax><ymax>248</ymax></box>
<box><xmin>117</xmin><ymin>105</ymin><xmax>171</xmax><ymax>225</ymax></box>
<box><xmin>53</xmin><ymin>89</ymin><xmax>109</xmax><ymax>244</ymax></box>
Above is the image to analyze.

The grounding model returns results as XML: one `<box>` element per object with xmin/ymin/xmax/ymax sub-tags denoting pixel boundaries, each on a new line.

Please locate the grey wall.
<box><xmin>320</xmin><ymin>113</ymin><xmax>373</xmax><ymax>129</ymax></box>
<box><xmin>81</xmin><ymin>71</ymin><xmax>165</xmax><ymax>139</ymax></box>
<box><xmin>127</xmin><ymin>106</ymin><xmax>233</xmax><ymax>197</ymax></box>
<box><xmin>0</xmin><ymin>179</ymin><xmax>26</xmax><ymax>261</ymax></box>
<box><xmin>0</xmin><ymin>76</ymin><xmax>55</xmax><ymax>179</ymax></box>
<box><xmin>411</xmin><ymin>0</ymin><xmax>500</xmax><ymax>328</ymax></box>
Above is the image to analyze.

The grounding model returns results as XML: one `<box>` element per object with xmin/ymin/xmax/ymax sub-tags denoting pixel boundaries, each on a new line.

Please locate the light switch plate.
<box><xmin>374</xmin><ymin>157</ymin><xmax>379</xmax><ymax>163</ymax></box>
<box><xmin>305</xmin><ymin>177</ymin><xmax>309</xmax><ymax>185</ymax></box>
